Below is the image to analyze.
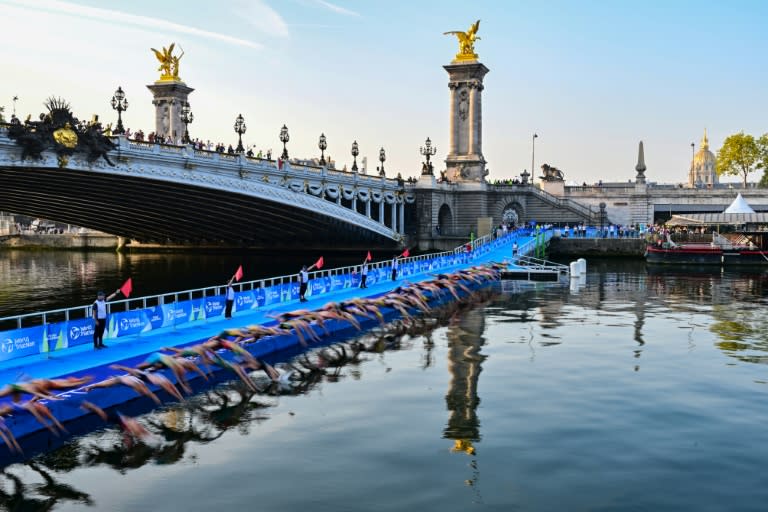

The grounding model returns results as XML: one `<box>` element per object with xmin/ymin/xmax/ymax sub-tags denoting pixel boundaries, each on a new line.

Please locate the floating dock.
<box><xmin>0</xmin><ymin>230</ymin><xmax>551</xmax><ymax>456</ymax></box>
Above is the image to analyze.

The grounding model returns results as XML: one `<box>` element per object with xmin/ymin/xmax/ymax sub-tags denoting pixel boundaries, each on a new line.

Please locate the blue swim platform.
<box><xmin>0</xmin><ymin>230</ymin><xmax>547</xmax><ymax>454</ymax></box>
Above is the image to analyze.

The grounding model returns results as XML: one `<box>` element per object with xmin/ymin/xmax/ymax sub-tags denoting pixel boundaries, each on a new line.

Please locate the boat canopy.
<box><xmin>666</xmin><ymin>212</ymin><xmax>768</xmax><ymax>227</ymax></box>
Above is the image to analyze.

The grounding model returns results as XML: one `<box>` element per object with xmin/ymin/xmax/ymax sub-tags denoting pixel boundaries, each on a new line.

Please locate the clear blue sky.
<box><xmin>1</xmin><ymin>0</ymin><xmax>766</xmax><ymax>184</ymax></box>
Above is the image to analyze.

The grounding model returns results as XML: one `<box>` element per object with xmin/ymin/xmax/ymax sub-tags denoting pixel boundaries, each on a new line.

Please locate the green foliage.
<box><xmin>0</xmin><ymin>105</ymin><xmax>5</xmax><ymax>123</ymax></box>
<box><xmin>758</xmin><ymin>134</ymin><xmax>768</xmax><ymax>187</ymax></box>
<box><xmin>716</xmin><ymin>132</ymin><xmax>760</xmax><ymax>188</ymax></box>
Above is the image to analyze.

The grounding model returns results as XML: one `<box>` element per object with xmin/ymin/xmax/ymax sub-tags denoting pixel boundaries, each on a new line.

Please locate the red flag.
<box><xmin>119</xmin><ymin>278</ymin><xmax>133</xmax><ymax>298</ymax></box>
<box><xmin>234</xmin><ymin>265</ymin><xmax>244</xmax><ymax>282</ymax></box>
<box><xmin>366</xmin><ymin>251</ymin><xmax>372</xmax><ymax>261</ymax></box>
<box><xmin>278</xmin><ymin>158</ymin><xmax>283</xmax><ymax>170</ymax></box>
<box><xmin>315</xmin><ymin>256</ymin><xmax>324</xmax><ymax>269</ymax></box>
<box><xmin>401</xmin><ymin>248</ymin><xmax>410</xmax><ymax>258</ymax></box>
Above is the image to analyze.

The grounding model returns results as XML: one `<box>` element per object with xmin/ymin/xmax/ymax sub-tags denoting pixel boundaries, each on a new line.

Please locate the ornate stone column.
<box><xmin>444</xmin><ymin>61</ymin><xmax>489</xmax><ymax>183</ymax></box>
<box><xmin>146</xmin><ymin>81</ymin><xmax>194</xmax><ymax>140</ymax></box>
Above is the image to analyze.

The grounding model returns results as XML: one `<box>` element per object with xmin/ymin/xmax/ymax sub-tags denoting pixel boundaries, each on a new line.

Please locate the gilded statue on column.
<box><xmin>151</xmin><ymin>43</ymin><xmax>184</xmax><ymax>82</ymax></box>
<box><xmin>444</xmin><ymin>20</ymin><xmax>480</xmax><ymax>62</ymax></box>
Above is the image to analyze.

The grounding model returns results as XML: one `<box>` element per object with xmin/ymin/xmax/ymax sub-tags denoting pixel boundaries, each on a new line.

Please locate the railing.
<box><xmin>528</xmin><ymin>186</ymin><xmax>600</xmax><ymax>222</ymax></box>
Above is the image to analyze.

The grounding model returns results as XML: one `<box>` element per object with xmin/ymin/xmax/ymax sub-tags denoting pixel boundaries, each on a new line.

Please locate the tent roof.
<box><xmin>723</xmin><ymin>193</ymin><xmax>756</xmax><ymax>214</ymax></box>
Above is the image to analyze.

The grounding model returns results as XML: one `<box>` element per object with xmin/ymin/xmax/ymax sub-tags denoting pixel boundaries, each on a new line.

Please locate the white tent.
<box><xmin>723</xmin><ymin>193</ymin><xmax>756</xmax><ymax>214</ymax></box>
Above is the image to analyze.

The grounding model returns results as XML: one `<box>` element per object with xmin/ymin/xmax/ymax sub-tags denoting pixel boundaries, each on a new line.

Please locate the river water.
<box><xmin>1</xmin><ymin>253</ymin><xmax>768</xmax><ymax>511</ymax></box>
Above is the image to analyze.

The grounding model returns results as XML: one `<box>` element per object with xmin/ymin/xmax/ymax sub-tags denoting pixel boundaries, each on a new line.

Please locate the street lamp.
<box><xmin>420</xmin><ymin>137</ymin><xmax>437</xmax><ymax>175</ymax></box>
<box><xmin>531</xmin><ymin>132</ymin><xmax>538</xmax><ymax>177</ymax></box>
<box><xmin>180</xmin><ymin>102</ymin><xmax>193</xmax><ymax>143</ymax></box>
<box><xmin>318</xmin><ymin>133</ymin><xmax>327</xmax><ymax>166</ymax></box>
<box><xmin>279</xmin><ymin>124</ymin><xmax>289</xmax><ymax>159</ymax></box>
<box><xmin>234</xmin><ymin>114</ymin><xmax>246</xmax><ymax>153</ymax></box>
<box><xmin>351</xmin><ymin>140</ymin><xmax>359</xmax><ymax>172</ymax></box>
<box><xmin>110</xmin><ymin>86</ymin><xmax>128</xmax><ymax>135</ymax></box>
<box><xmin>379</xmin><ymin>147</ymin><xmax>386</xmax><ymax>176</ymax></box>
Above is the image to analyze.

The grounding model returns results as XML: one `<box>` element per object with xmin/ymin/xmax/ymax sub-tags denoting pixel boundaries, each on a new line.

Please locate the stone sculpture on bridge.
<box><xmin>540</xmin><ymin>163</ymin><xmax>564</xmax><ymax>182</ymax></box>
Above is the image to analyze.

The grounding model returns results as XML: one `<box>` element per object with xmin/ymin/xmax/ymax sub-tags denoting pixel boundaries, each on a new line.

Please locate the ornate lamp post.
<box><xmin>234</xmin><ymin>114</ymin><xmax>246</xmax><ymax>153</ymax></box>
<box><xmin>318</xmin><ymin>133</ymin><xmax>327</xmax><ymax>166</ymax></box>
<box><xmin>180</xmin><ymin>102</ymin><xmax>193</xmax><ymax>143</ymax></box>
<box><xmin>279</xmin><ymin>124</ymin><xmax>290</xmax><ymax>159</ymax></box>
<box><xmin>379</xmin><ymin>147</ymin><xmax>386</xmax><ymax>176</ymax></box>
<box><xmin>110</xmin><ymin>86</ymin><xmax>128</xmax><ymax>135</ymax></box>
<box><xmin>351</xmin><ymin>141</ymin><xmax>360</xmax><ymax>172</ymax></box>
<box><xmin>420</xmin><ymin>136</ymin><xmax>437</xmax><ymax>175</ymax></box>
<box><xmin>531</xmin><ymin>132</ymin><xmax>538</xmax><ymax>177</ymax></box>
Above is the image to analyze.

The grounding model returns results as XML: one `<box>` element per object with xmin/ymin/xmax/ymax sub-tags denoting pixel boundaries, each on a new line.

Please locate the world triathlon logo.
<box><xmin>69</xmin><ymin>326</ymin><xmax>80</xmax><ymax>340</ymax></box>
<box><xmin>2</xmin><ymin>338</ymin><xmax>13</xmax><ymax>353</ymax></box>
<box><xmin>120</xmin><ymin>318</ymin><xmax>131</xmax><ymax>332</ymax></box>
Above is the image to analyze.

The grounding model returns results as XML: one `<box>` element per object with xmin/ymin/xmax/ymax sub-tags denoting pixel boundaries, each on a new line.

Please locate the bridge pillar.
<box><xmin>444</xmin><ymin>60</ymin><xmax>489</xmax><ymax>183</ymax></box>
<box><xmin>398</xmin><ymin>201</ymin><xmax>405</xmax><ymax>234</ymax></box>
<box><xmin>352</xmin><ymin>196</ymin><xmax>357</xmax><ymax>213</ymax></box>
<box><xmin>379</xmin><ymin>200</ymin><xmax>385</xmax><ymax>225</ymax></box>
<box><xmin>147</xmin><ymin>81</ymin><xmax>194</xmax><ymax>142</ymax></box>
<box><xmin>366</xmin><ymin>200</ymin><xmax>371</xmax><ymax>218</ymax></box>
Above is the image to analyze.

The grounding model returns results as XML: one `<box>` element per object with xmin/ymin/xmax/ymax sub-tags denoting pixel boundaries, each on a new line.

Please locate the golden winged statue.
<box><xmin>151</xmin><ymin>43</ymin><xmax>184</xmax><ymax>82</ymax></box>
<box><xmin>444</xmin><ymin>20</ymin><xmax>481</xmax><ymax>62</ymax></box>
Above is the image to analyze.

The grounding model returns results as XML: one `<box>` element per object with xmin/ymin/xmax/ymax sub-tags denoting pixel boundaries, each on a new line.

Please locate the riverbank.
<box><xmin>0</xmin><ymin>233</ymin><xmax>119</xmax><ymax>250</ymax></box>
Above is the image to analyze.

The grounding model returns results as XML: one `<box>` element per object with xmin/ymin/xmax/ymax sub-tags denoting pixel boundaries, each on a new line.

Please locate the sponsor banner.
<box><xmin>330</xmin><ymin>274</ymin><xmax>350</xmax><ymax>291</ymax></box>
<box><xmin>190</xmin><ymin>299</ymin><xmax>206</xmax><ymax>322</ymax></box>
<box><xmin>204</xmin><ymin>295</ymin><xmax>227</xmax><ymax>318</ymax></box>
<box><xmin>234</xmin><ymin>291</ymin><xmax>255</xmax><ymax>313</ymax></box>
<box><xmin>112</xmin><ymin>310</ymin><xmax>149</xmax><ymax>337</ymax></box>
<box><xmin>264</xmin><ymin>285</ymin><xmax>282</xmax><ymax>306</ymax></box>
<box><xmin>284</xmin><ymin>282</ymin><xmax>300</xmax><ymax>302</ymax></box>
<box><xmin>162</xmin><ymin>302</ymin><xmax>193</xmax><ymax>327</ymax></box>
<box><xmin>42</xmin><ymin>323</ymin><xmax>63</xmax><ymax>353</ymax></box>
<box><xmin>0</xmin><ymin>325</ymin><xmax>43</xmax><ymax>361</ymax></box>
<box><xmin>254</xmin><ymin>288</ymin><xmax>266</xmax><ymax>308</ymax></box>
<box><xmin>65</xmin><ymin>318</ymin><xmax>96</xmax><ymax>348</ymax></box>
<box><xmin>310</xmin><ymin>277</ymin><xmax>330</xmax><ymax>296</ymax></box>
<box><xmin>146</xmin><ymin>305</ymin><xmax>165</xmax><ymax>330</ymax></box>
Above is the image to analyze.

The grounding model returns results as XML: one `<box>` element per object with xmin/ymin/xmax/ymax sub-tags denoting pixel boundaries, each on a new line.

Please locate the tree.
<box><xmin>758</xmin><ymin>134</ymin><xmax>768</xmax><ymax>187</ymax></box>
<box><xmin>716</xmin><ymin>132</ymin><xmax>760</xmax><ymax>188</ymax></box>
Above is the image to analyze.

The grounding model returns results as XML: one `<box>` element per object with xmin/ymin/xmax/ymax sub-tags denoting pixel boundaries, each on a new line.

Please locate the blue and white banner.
<box><xmin>203</xmin><ymin>295</ymin><xmax>227</xmax><ymax>318</ymax></box>
<box><xmin>234</xmin><ymin>291</ymin><xmax>256</xmax><ymax>313</ymax></box>
<box><xmin>64</xmin><ymin>318</ymin><xmax>96</xmax><ymax>348</ymax></box>
<box><xmin>0</xmin><ymin>325</ymin><xmax>43</xmax><ymax>361</ymax></box>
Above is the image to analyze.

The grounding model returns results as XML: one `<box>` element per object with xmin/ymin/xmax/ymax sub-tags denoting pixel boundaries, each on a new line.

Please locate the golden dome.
<box><xmin>693</xmin><ymin>128</ymin><xmax>716</xmax><ymax>166</ymax></box>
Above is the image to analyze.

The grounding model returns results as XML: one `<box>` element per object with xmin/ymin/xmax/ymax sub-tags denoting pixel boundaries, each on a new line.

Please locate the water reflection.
<box><xmin>0</xmin><ymin>292</ymin><xmax>498</xmax><ymax>509</ymax></box>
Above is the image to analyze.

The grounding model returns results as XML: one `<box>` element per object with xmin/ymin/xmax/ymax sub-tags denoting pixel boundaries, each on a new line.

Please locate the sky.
<box><xmin>1</xmin><ymin>0</ymin><xmax>767</xmax><ymax>185</ymax></box>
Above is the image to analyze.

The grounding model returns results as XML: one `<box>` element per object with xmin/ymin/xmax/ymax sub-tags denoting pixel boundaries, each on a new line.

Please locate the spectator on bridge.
<box><xmin>246</xmin><ymin>148</ymin><xmax>254</xmax><ymax>157</ymax></box>
<box><xmin>227</xmin><ymin>145</ymin><xmax>235</xmax><ymax>154</ymax></box>
<box><xmin>267</xmin><ymin>149</ymin><xmax>272</xmax><ymax>160</ymax></box>
<box><xmin>513</xmin><ymin>241</ymin><xmax>519</xmax><ymax>256</ymax></box>
<box><xmin>92</xmin><ymin>289</ymin><xmax>119</xmax><ymax>349</ymax></box>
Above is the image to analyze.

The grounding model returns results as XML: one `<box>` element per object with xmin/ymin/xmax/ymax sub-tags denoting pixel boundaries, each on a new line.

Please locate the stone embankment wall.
<box><xmin>0</xmin><ymin>234</ymin><xmax>119</xmax><ymax>250</ymax></box>
<box><xmin>548</xmin><ymin>238</ymin><xmax>646</xmax><ymax>257</ymax></box>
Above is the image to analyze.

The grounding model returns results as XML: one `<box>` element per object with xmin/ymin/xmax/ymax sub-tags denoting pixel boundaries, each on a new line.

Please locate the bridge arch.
<box><xmin>493</xmin><ymin>197</ymin><xmax>526</xmax><ymax>227</ymax></box>
<box><xmin>437</xmin><ymin>203</ymin><xmax>453</xmax><ymax>236</ymax></box>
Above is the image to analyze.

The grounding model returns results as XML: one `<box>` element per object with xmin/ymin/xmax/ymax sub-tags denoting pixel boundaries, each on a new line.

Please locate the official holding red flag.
<box><xmin>224</xmin><ymin>266</ymin><xmax>243</xmax><ymax>319</ymax></box>
<box><xmin>299</xmin><ymin>257</ymin><xmax>322</xmax><ymax>302</ymax></box>
<box><xmin>92</xmin><ymin>286</ymin><xmax>121</xmax><ymax>350</ymax></box>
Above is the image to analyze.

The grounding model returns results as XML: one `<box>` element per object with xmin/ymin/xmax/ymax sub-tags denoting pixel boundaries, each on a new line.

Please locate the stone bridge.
<box><xmin>0</xmin><ymin>128</ymin><xmax>414</xmax><ymax>250</ymax></box>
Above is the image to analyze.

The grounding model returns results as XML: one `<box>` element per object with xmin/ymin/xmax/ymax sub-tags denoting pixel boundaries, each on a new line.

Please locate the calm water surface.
<box><xmin>2</xmin><ymin>254</ymin><xmax>768</xmax><ymax>511</ymax></box>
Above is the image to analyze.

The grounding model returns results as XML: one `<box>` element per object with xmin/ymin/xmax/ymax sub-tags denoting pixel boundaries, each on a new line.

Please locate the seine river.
<box><xmin>1</xmin><ymin>252</ymin><xmax>768</xmax><ymax>511</ymax></box>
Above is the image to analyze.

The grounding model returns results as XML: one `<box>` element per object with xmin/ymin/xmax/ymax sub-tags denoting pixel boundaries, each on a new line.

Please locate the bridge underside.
<box><xmin>0</xmin><ymin>167</ymin><xmax>398</xmax><ymax>249</ymax></box>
